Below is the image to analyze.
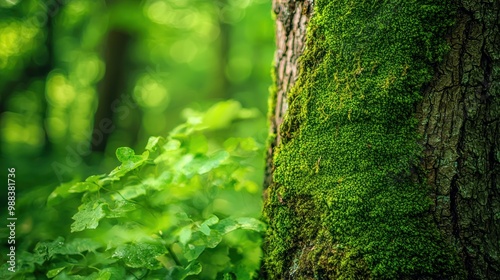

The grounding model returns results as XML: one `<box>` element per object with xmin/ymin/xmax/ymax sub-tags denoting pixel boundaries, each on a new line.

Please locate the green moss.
<box><xmin>263</xmin><ymin>0</ymin><xmax>460</xmax><ymax>278</ymax></box>
<box><xmin>267</xmin><ymin>68</ymin><xmax>278</xmax><ymax>124</ymax></box>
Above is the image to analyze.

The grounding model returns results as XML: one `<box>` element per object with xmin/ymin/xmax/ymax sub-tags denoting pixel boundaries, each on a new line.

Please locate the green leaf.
<box><xmin>175</xmin><ymin>212</ymin><xmax>193</xmax><ymax>226</ymax></box>
<box><xmin>203</xmin><ymin>215</ymin><xmax>219</xmax><ymax>226</ymax></box>
<box><xmin>53</xmin><ymin>270</ymin><xmax>110</xmax><ymax>280</ymax></box>
<box><xmin>224</xmin><ymin>137</ymin><xmax>259</xmax><ymax>152</ymax></box>
<box><xmin>35</xmin><ymin>236</ymin><xmax>65</xmax><ymax>259</ymax></box>
<box><xmin>47</xmin><ymin>266</ymin><xmax>67</xmax><ymax>278</ymax></box>
<box><xmin>167</xmin><ymin>261</ymin><xmax>202</xmax><ymax>280</ymax></box>
<box><xmin>202</xmin><ymin>231</ymin><xmax>223</xmax><ymax>248</ymax></box>
<box><xmin>235</xmin><ymin>217</ymin><xmax>267</xmax><ymax>232</ymax></box>
<box><xmin>18</xmin><ymin>250</ymin><xmax>46</xmax><ymax>267</ymax></box>
<box><xmin>85</xmin><ymin>174</ymin><xmax>106</xmax><ymax>184</ymax></box>
<box><xmin>199</xmin><ymin>215</ymin><xmax>219</xmax><ymax>236</ymax></box>
<box><xmin>164</xmin><ymin>139</ymin><xmax>181</xmax><ymax>151</ymax></box>
<box><xmin>115</xmin><ymin>147</ymin><xmax>136</xmax><ymax>163</ymax></box>
<box><xmin>202</xmin><ymin>100</ymin><xmax>241</xmax><ymax>129</ymax></box>
<box><xmin>71</xmin><ymin>200</ymin><xmax>106</xmax><ymax>232</ymax></box>
<box><xmin>100</xmin><ymin>267</ymin><xmax>125</xmax><ymax>280</ymax></box>
<box><xmin>69</xmin><ymin>182</ymin><xmax>99</xmax><ymax>193</ymax></box>
<box><xmin>47</xmin><ymin>179</ymin><xmax>80</xmax><ymax>206</ymax></box>
<box><xmin>179</xmin><ymin>226</ymin><xmax>192</xmax><ymax>245</ymax></box>
<box><xmin>181</xmin><ymin>151</ymin><xmax>229</xmax><ymax>176</ymax></box>
<box><xmin>110</xmin><ymin>184</ymin><xmax>146</xmax><ymax>201</ymax></box>
<box><xmin>170</xmin><ymin>122</ymin><xmax>196</xmax><ymax>137</ymax></box>
<box><xmin>109</xmin><ymin>150</ymin><xmax>149</xmax><ymax>178</ymax></box>
<box><xmin>212</xmin><ymin>219</ymin><xmax>239</xmax><ymax>235</ymax></box>
<box><xmin>95</xmin><ymin>270</ymin><xmax>112</xmax><ymax>280</ymax></box>
<box><xmin>199</xmin><ymin>223</ymin><xmax>211</xmax><ymax>236</ymax></box>
<box><xmin>201</xmin><ymin>151</ymin><xmax>229</xmax><ymax>173</ymax></box>
<box><xmin>62</xmin><ymin>238</ymin><xmax>102</xmax><ymax>254</ymax></box>
<box><xmin>185</xmin><ymin>260</ymin><xmax>203</xmax><ymax>275</ymax></box>
<box><xmin>106</xmin><ymin>200</ymin><xmax>137</xmax><ymax>218</ymax></box>
<box><xmin>112</xmin><ymin>242</ymin><xmax>166</xmax><ymax>269</ymax></box>
<box><xmin>145</xmin><ymin>136</ymin><xmax>163</xmax><ymax>151</ymax></box>
<box><xmin>142</xmin><ymin>171</ymin><xmax>172</xmax><ymax>191</ymax></box>
<box><xmin>154</xmin><ymin>140</ymin><xmax>181</xmax><ymax>163</ymax></box>
<box><xmin>213</xmin><ymin>217</ymin><xmax>266</xmax><ymax>235</ymax></box>
<box><xmin>37</xmin><ymin>237</ymin><xmax>101</xmax><ymax>258</ymax></box>
<box><xmin>184</xmin><ymin>244</ymin><xmax>206</xmax><ymax>261</ymax></box>
<box><xmin>189</xmin><ymin>133</ymin><xmax>208</xmax><ymax>155</ymax></box>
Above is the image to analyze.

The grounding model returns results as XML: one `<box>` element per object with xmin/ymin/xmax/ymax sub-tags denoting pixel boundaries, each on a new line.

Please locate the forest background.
<box><xmin>0</xmin><ymin>0</ymin><xmax>273</xmax><ymax>279</ymax></box>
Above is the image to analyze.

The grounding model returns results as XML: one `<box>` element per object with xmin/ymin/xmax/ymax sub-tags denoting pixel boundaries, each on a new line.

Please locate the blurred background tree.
<box><xmin>1</xmin><ymin>0</ymin><xmax>273</xmax><ymax>161</ymax></box>
<box><xmin>0</xmin><ymin>0</ymin><xmax>273</xmax><ymax>254</ymax></box>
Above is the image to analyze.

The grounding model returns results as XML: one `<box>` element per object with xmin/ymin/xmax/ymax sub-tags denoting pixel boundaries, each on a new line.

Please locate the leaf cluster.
<box><xmin>3</xmin><ymin>102</ymin><xmax>266</xmax><ymax>280</ymax></box>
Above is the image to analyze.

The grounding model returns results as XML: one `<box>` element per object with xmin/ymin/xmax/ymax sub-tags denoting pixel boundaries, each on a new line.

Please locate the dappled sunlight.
<box><xmin>46</xmin><ymin>72</ymin><xmax>76</xmax><ymax>107</ymax></box>
<box><xmin>0</xmin><ymin>112</ymin><xmax>44</xmax><ymax>147</ymax></box>
<box><xmin>0</xmin><ymin>21</ymin><xmax>39</xmax><ymax>70</ymax></box>
<box><xmin>133</xmin><ymin>74</ymin><xmax>170</xmax><ymax>110</ymax></box>
<box><xmin>169</xmin><ymin>39</ymin><xmax>199</xmax><ymax>63</ymax></box>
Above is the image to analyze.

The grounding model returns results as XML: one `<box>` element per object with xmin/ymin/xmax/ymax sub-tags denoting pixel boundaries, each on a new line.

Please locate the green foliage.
<box><xmin>2</xmin><ymin>102</ymin><xmax>265</xmax><ymax>280</ymax></box>
<box><xmin>0</xmin><ymin>0</ymin><xmax>273</xmax><ymax>158</ymax></box>
<box><xmin>0</xmin><ymin>0</ymin><xmax>271</xmax><ymax>277</ymax></box>
<box><xmin>264</xmin><ymin>0</ymin><xmax>460</xmax><ymax>278</ymax></box>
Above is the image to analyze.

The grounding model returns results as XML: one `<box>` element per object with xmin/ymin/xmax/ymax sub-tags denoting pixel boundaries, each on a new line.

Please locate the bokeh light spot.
<box><xmin>146</xmin><ymin>0</ymin><xmax>170</xmax><ymax>25</ymax></box>
<box><xmin>133</xmin><ymin>74</ymin><xmax>170</xmax><ymax>109</ymax></box>
<box><xmin>170</xmin><ymin>39</ymin><xmax>197</xmax><ymax>63</ymax></box>
<box><xmin>46</xmin><ymin>72</ymin><xmax>76</xmax><ymax>107</ymax></box>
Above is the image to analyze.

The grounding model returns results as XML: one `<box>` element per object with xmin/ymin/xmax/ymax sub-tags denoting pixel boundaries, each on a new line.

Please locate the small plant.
<box><xmin>2</xmin><ymin>101</ymin><xmax>266</xmax><ymax>279</ymax></box>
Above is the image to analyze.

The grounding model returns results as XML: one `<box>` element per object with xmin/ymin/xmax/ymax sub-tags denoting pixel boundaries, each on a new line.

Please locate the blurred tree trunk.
<box><xmin>40</xmin><ymin>12</ymin><xmax>54</xmax><ymax>155</ymax></box>
<box><xmin>212</xmin><ymin>0</ymin><xmax>232</xmax><ymax>99</ymax></box>
<box><xmin>92</xmin><ymin>29</ymin><xmax>132</xmax><ymax>152</ymax></box>
<box><xmin>262</xmin><ymin>0</ymin><xmax>499</xmax><ymax>279</ymax></box>
<box><xmin>263</xmin><ymin>0</ymin><xmax>312</xmax><ymax>190</ymax></box>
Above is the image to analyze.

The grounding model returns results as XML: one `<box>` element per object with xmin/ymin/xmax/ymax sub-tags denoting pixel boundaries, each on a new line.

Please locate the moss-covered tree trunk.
<box><xmin>263</xmin><ymin>0</ymin><xmax>499</xmax><ymax>279</ymax></box>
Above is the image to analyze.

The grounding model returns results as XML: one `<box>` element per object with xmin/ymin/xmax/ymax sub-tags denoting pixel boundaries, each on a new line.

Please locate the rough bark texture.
<box><xmin>418</xmin><ymin>1</ymin><xmax>500</xmax><ymax>279</ymax></box>
<box><xmin>264</xmin><ymin>0</ymin><xmax>313</xmax><ymax>190</ymax></box>
<box><xmin>263</xmin><ymin>0</ymin><xmax>499</xmax><ymax>279</ymax></box>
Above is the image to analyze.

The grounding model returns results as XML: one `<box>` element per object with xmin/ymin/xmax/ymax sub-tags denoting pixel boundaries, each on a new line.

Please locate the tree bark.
<box><xmin>264</xmin><ymin>0</ymin><xmax>313</xmax><ymax>192</ymax></box>
<box><xmin>263</xmin><ymin>0</ymin><xmax>499</xmax><ymax>279</ymax></box>
<box><xmin>418</xmin><ymin>1</ymin><xmax>500</xmax><ymax>278</ymax></box>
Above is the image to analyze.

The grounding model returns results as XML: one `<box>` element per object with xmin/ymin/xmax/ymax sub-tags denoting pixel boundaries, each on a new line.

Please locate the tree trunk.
<box><xmin>263</xmin><ymin>0</ymin><xmax>499</xmax><ymax>279</ymax></box>
<box><xmin>212</xmin><ymin>0</ymin><xmax>232</xmax><ymax>99</ymax></box>
<box><xmin>92</xmin><ymin>29</ymin><xmax>132</xmax><ymax>152</ymax></box>
<box><xmin>418</xmin><ymin>1</ymin><xmax>500</xmax><ymax>278</ymax></box>
<box><xmin>264</xmin><ymin>0</ymin><xmax>313</xmax><ymax>192</ymax></box>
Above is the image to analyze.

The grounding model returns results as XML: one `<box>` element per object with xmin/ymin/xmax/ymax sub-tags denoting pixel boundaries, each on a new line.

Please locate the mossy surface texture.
<box><xmin>264</xmin><ymin>0</ymin><xmax>460</xmax><ymax>279</ymax></box>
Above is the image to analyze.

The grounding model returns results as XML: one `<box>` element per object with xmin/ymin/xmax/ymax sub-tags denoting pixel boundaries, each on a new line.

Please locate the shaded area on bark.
<box><xmin>418</xmin><ymin>1</ymin><xmax>500</xmax><ymax>278</ymax></box>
